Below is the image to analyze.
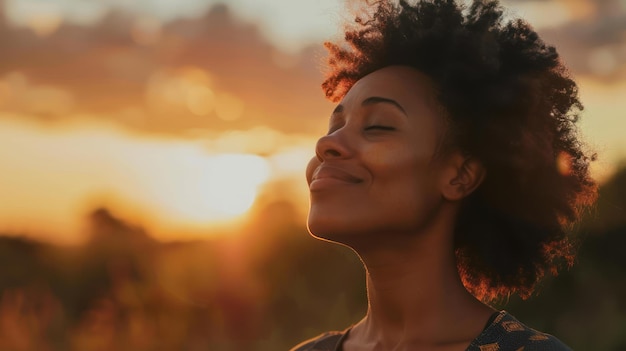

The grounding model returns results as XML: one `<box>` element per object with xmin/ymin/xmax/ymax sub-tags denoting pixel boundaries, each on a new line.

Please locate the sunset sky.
<box><xmin>1</xmin><ymin>0</ymin><xmax>625</xmax><ymax>244</ymax></box>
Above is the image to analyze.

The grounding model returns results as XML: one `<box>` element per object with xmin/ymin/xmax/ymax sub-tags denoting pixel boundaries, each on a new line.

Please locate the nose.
<box><xmin>314</xmin><ymin>129</ymin><xmax>352</xmax><ymax>162</ymax></box>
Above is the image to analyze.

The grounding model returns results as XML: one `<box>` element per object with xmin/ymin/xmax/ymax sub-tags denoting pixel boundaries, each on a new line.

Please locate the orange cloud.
<box><xmin>0</xmin><ymin>4</ymin><xmax>331</xmax><ymax>137</ymax></box>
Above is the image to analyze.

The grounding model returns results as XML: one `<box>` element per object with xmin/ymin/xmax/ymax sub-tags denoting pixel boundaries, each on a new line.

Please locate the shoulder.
<box><xmin>289</xmin><ymin>331</ymin><xmax>346</xmax><ymax>351</ymax></box>
<box><xmin>469</xmin><ymin>311</ymin><xmax>572</xmax><ymax>351</ymax></box>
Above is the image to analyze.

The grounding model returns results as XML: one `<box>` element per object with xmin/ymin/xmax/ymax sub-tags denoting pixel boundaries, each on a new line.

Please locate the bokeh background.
<box><xmin>0</xmin><ymin>0</ymin><xmax>624</xmax><ymax>350</ymax></box>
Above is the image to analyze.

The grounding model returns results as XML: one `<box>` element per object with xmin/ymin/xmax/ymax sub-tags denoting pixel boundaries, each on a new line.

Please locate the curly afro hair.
<box><xmin>322</xmin><ymin>0</ymin><xmax>597</xmax><ymax>301</ymax></box>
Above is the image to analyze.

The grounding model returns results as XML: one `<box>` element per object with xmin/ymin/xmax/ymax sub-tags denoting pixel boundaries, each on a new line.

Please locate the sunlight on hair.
<box><xmin>556</xmin><ymin>151</ymin><xmax>573</xmax><ymax>176</ymax></box>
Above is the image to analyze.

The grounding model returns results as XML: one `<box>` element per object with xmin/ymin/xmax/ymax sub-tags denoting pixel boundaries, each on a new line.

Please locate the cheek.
<box><xmin>369</xmin><ymin>151</ymin><xmax>441</xmax><ymax>220</ymax></box>
<box><xmin>368</xmin><ymin>146</ymin><xmax>434</xmax><ymax>190</ymax></box>
<box><xmin>364</xmin><ymin>135</ymin><xmax>435</xmax><ymax>173</ymax></box>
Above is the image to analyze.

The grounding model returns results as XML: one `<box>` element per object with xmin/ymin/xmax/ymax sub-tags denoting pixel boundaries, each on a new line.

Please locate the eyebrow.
<box><xmin>332</xmin><ymin>96</ymin><xmax>407</xmax><ymax>116</ymax></box>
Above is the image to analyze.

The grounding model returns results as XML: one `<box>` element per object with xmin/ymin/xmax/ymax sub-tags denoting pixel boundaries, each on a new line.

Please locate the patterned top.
<box><xmin>290</xmin><ymin>311</ymin><xmax>572</xmax><ymax>351</ymax></box>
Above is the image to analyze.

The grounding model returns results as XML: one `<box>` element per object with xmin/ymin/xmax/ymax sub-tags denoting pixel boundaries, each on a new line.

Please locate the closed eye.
<box><xmin>365</xmin><ymin>125</ymin><xmax>395</xmax><ymax>131</ymax></box>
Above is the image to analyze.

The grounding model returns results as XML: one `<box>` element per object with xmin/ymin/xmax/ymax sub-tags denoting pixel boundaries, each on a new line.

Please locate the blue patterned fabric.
<box><xmin>290</xmin><ymin>311</ymin><xmax>572</xmax><ymax>351</ymax></box>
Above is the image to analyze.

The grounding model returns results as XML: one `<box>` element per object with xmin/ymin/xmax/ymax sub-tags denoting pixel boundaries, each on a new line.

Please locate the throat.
<box><xmin>349</xmin><ymin>238</ymin><xmax>495</xmax><ymax>350</ymax></box>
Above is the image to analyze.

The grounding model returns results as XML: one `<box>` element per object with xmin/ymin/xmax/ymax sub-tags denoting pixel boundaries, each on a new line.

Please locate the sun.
<box><xmin>147</xmin><ymin>152</ymin><xmax>271</xmax><ymax>228</ymax></box>
<box><xmin>0</xmin><ymin>120</ymin><xmax>278</xmax><ymax>242</ymax></box>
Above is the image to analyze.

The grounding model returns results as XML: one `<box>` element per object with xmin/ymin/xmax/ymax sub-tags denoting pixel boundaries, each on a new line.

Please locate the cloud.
<box><xmin>0</xmin><ymin>3</ymin><xmax>331</xmax><ymax>136</ymax></box>
<box><xmin>506</xmin><ymin>0</ymin><xmax>626</xmax><ymax>80</ymax></box>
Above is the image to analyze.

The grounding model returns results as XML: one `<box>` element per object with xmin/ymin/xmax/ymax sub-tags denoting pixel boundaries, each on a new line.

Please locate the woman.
<box><xmin>292</xmin><ymin>0</ymin><xmax>596</xmax><ymax>350</ymax></box>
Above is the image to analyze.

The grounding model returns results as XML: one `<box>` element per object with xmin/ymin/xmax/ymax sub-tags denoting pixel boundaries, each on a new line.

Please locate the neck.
<box><xmin>346</xmin><ymin>204</ymin><xmax>494</xmax><ymax>350</ymax></box>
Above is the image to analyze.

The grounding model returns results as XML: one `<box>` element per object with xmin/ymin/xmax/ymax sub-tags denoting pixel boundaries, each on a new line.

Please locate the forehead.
<box><xmin>340</xmin><ymin>65</ymin><xmax>438</xmax><ymax>112</ymax></box>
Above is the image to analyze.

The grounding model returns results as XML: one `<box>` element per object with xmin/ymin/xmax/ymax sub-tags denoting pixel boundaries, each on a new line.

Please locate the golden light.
<box><xmin>0</xmin><ymin>118</ymin><xmax>274</xmax><ymax>243</ymax></box>
<box><xmin>151</xmin><ymin>152</ymin><xmax>271</xmax><ymax>225</ymax></box>
<box><xmin>577</xmin><ymin>77</ymin><xmax>626</xmax><ymax>182</ymax></box>
<box><xmin>145</xmin><ymin>67</ymin><xmax>217</xmax><ymax>116</ymax></box>
<box><xmin>0</xmin><ymin>72</ymin><xmax>74</xmax><ymax>115</ymax></box>
<box><xmin>556</xmin><ymin>151</ymin><xmax>573</xmax><ymax>176</ymax></box>
<box><xmin>186</xmin><ymin>86</ymin><xmax>215</xmax><ymax>116</ymax></box>
<box><xmin>25</xmin><ymin>85</ymin><xmax>75</xmax><ymax>116</ymax></box>
<box><xmin>213</xmin><ymin>128</ymin><xmax>281</xmax><ymax>154</ymax></box>
<box><xmin>215</xmin><ymin>93</ymin><xmax>245</xmax><ymax>121</ymax></box>
<box><xmin>0</xmin><ymin>81</ymin><xmax>10</xmax><ymax>107</ymax></box>
<box><xmin>26</xmin><ymin>13</ymin><xmax>62</xmax><ymax>37</ymax></box>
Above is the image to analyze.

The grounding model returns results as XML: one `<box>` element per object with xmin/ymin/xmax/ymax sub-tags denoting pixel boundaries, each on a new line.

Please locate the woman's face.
<box><xmin>306</xmin><ymin>65</ymin><xmax>450</xmax><ymax>242</ymax></box>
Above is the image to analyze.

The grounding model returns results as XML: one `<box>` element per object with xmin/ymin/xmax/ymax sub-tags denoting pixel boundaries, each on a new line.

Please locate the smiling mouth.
<box><xmin>310</xmin><ymin>166</ymin><xmax>363</xmax><ymax>191</ymax></box>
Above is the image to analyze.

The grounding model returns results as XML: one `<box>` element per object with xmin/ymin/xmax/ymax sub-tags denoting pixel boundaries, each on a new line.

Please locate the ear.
<box><xmin>440</xmin><ymin>153</ymin><xmax>486</xmax><ymax>202</ymax></box>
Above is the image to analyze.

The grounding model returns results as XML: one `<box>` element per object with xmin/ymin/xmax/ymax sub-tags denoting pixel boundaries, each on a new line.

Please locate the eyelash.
<box><xmin>365</xmin><ymin>125</ymin><xmax>395</xmax><ymax>131</ymax></box>
<box><xmin>325</xmin><ymin>125</ymin><xmax>395</xmax><ymax>135</ymax></box>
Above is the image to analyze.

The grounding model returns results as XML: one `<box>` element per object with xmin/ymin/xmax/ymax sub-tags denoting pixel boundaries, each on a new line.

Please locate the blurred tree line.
<box><xmin>0</xmin><ymin>167</ymin><xmax>624</xmax><ymax>351</ymax></box>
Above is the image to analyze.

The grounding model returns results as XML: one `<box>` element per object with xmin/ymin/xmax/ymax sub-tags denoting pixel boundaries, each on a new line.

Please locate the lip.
<box><xmin>309</xmin><ymin>166</ymin><xmax>363</xmax><ymax>191</ymax></box>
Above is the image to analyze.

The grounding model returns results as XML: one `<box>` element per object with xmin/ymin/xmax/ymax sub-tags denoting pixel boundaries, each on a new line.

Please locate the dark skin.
<box><xmin>306</xmin><ymin>66</ymin><xmax>495</xmax><ymax>351</ymax></box>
